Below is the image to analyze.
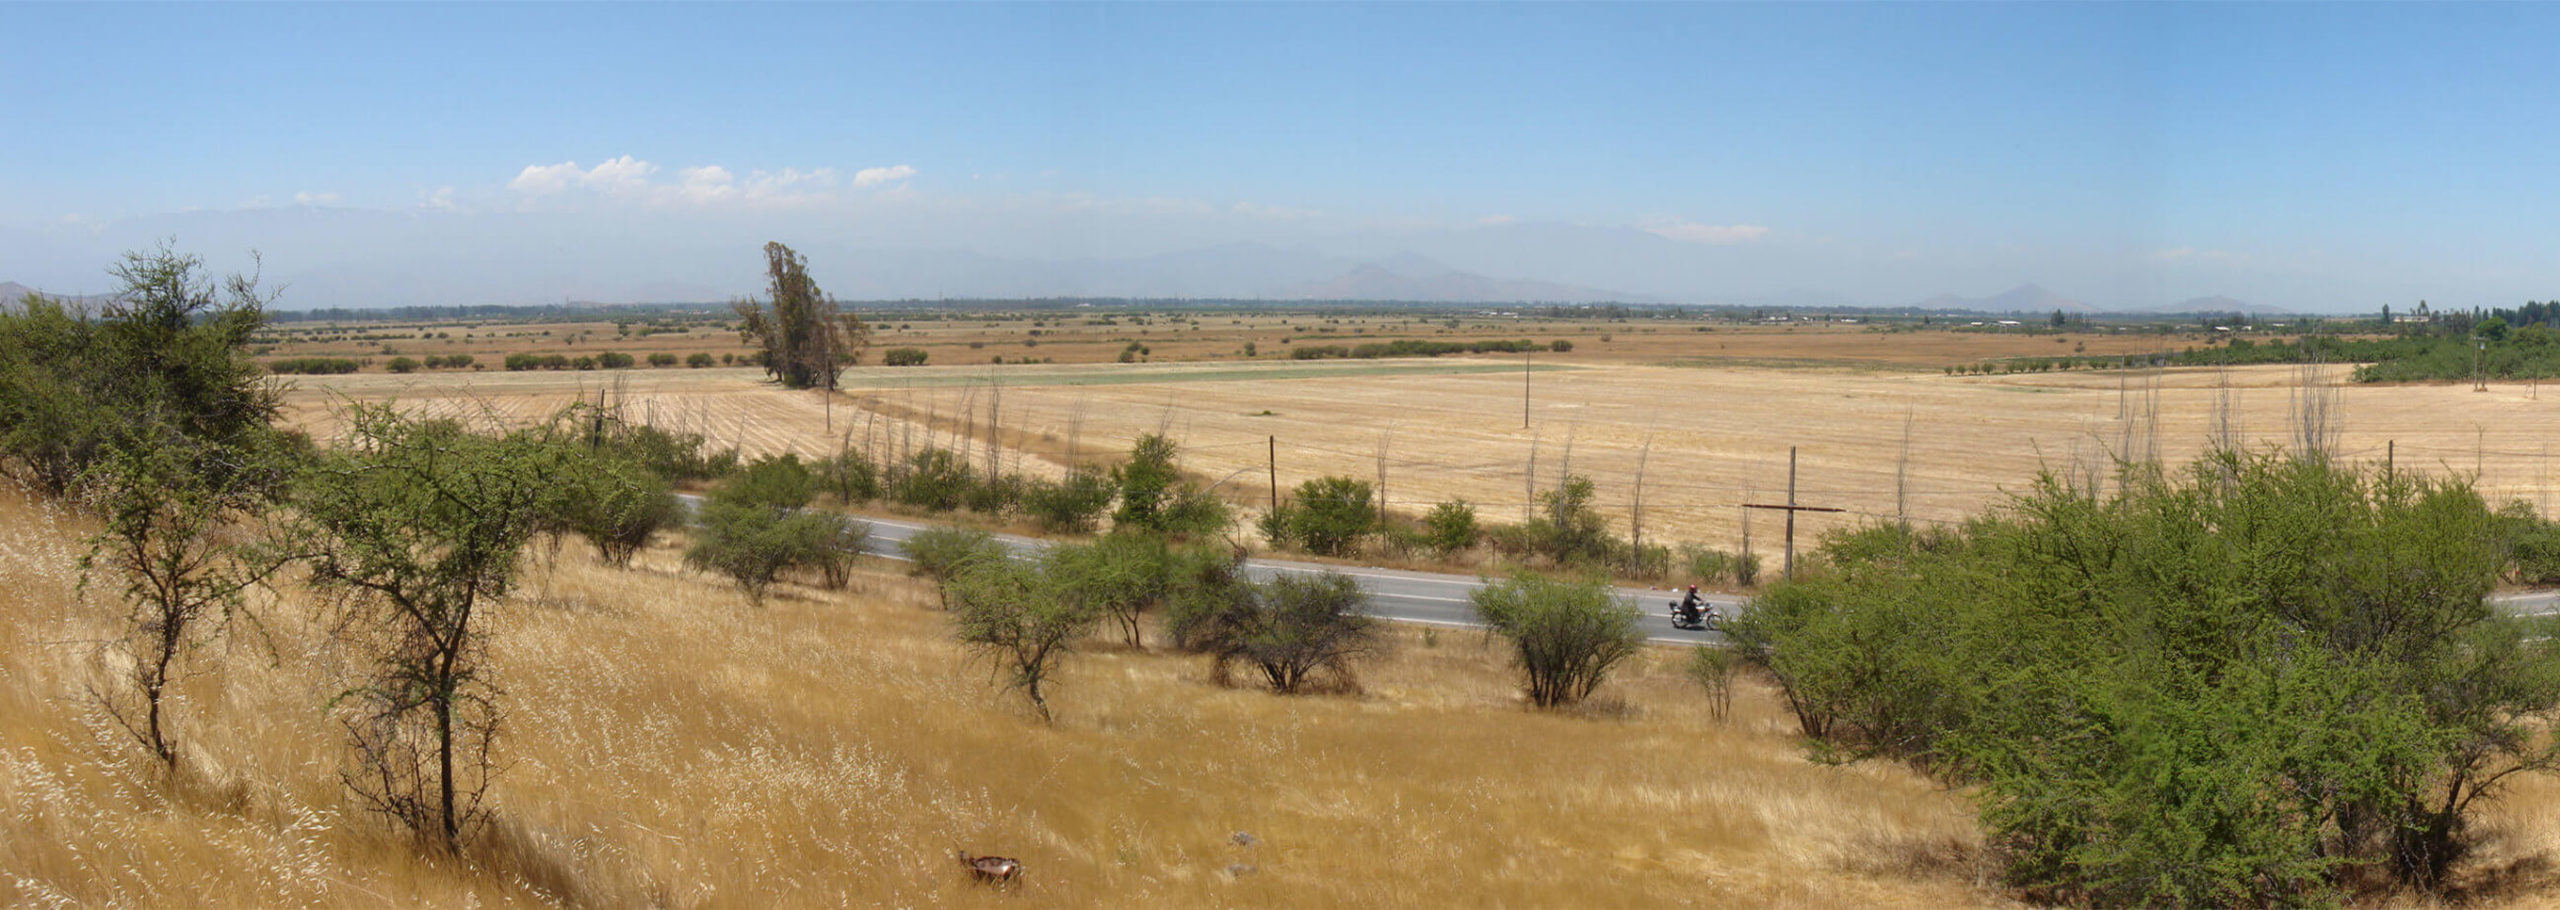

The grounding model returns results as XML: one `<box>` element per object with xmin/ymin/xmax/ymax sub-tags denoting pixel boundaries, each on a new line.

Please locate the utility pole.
<box><xmin>1743</xmin><ymin>446</ymin><xmax>1844</xmax><ymax>580</ymax></box>
<box><xmin>1268</xmin><ymin>435</ymin><xmax>1279</xmax><ymax>512</ymax></box>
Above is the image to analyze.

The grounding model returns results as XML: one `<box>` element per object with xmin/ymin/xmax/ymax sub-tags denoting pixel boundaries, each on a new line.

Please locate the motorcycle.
<box><xmin>1668</xmin><ymin>599</ymin><xmax>1721</xmax><ymax>632</ymax></box>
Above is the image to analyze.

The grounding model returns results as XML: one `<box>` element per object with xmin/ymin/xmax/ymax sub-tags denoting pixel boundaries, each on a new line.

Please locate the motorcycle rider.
<box><xmin>1676</xmin><ymin>585</ymin><xmax>1704</xmax><ymax>625</ymax></box>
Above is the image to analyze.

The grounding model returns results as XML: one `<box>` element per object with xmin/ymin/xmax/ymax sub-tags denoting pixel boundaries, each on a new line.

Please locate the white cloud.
<box><xmin>293</xmin><ymin>191</ymin><xmax>342</xmax><ymax>206</ymax></box>
<box><xmin>1643</xmin><ymin>220</ymin><xmax>1771</xmax><ymax>245</ymax></box>
<box><xmin>1232</xmin><ymin>200</ymin><xmax>1321</xmax><ymax>220</ymax></box>
<box><xmin>506</xmin><ymin>157</ymin><xmax>852</xmax><ymax>208</ymax></box>
<box><xmin>420</xmin><ymin>186</ymin><xmax>458</xmax><ymax>211</ymax></box>
<box><xmin>852</xmin><ymin>164</ymin><xmax>917</xmax><ymax>188</ymax></box>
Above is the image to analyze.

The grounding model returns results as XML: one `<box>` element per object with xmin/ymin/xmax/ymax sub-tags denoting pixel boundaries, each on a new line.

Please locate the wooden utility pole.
<box><xmin>1743</xmin><ymin>447</ymin><xmax>1844</xmax><ymax>580</ymax></box>
<box><xmin>1268</xmin><ymin>435</ymin><xmax>1279</xmax><ymax>511</ymax></box>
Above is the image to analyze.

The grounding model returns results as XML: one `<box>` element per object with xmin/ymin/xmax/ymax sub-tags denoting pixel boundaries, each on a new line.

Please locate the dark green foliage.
<box><xmin>1731</xmin><ymin>452</ymin><xmax>2560</xmax><ymax>902</ymax></box>
<box><xmin>386</xmin><ymin>356</ymin><xmax>420</xmax><ymax>373</ymax></box>
<box><xmin>899</xmin><ymin>526</ymin><xmax>1005</xmax><ymax>608</ymax></box>
<box><xmin>684</xmin><ymin>454</ymin><xmax>849</xmax><ymax>603</ymax></box>
<box><xmin>686</xmin><ymin>352</ymin><xmax>715</xmax><ymax>368</ymax></box>
<box><xmin>1526</xmin><ymin>475</ymin><xmax>1620</xmax><ymax>567</ymax></box>
<box><xmin>962</xmin><ymin>472</ymin><xmax>1024</xmax><ymax>516</ymax></box>
<box><xmin>733</xmin><ymin>241</ymin><xmax>870</xmax><ymax>389</ymax></box>
<box><xmin>556</xmin><ymin>454</ymin><xmax>681</xmax><ymax>567</ymax></box>
<box><xmin>1469</xmin><ymin>571</ymin><xmax>1645</xmax><ymax>708</ymax></box>
<box><xmin>887</xmin><ymin>447</ymin><xmax>975</xmax><ymax>511</ymax></box>
<box><xmin>1106</xmin><ymin>435</ymin><xmax>1232</xmax><ymax>537</ymax></box>
<box><xmin>716</xmin><ymin>454</ymin><xmax>817</xmax><ymax>511</ymax></box>
<box><xmin>816</xmin><ymin>448</ymin><xmax>881</xmax><ymax>504</ymax></box>
<box><xmin>1020</xmin><ymin>465</ymin><xmax>1116</xmax><ymax>533</ymax></box>
<box><xmin>597</xmin><ymin>351</ymin><xmax>635</xmax><ymax>369</ymax></box>
<box><xmin>1421</xmin><ymin>499</ymin><xmax>1481</xmax><ymax>554</ymax></box>
<box><xmin>1112</xmin><ymin>434</ymin><xmax>1183</xmax><ymax>530</ymax></box>
<box><xmin>1176</xmin><ymin>570</ymin><xmax>1380</xmax><ymax>694</ymax></box>
<box><xmin>1263</xmin><ymin>476</ymin><xmax>1376</xmax><ymax>556</ymax></box>
<box><xmin>801</xmin><ymin>512</ymin><xmax>871</xmax><ymax>590</ymax></box>
<box><xmin>2502</xmin><ymin>501</ymin><xmax>2560</xmax><ymax>584</ymax></box>
<box><xmin>268</xmin><ymin>357</ymin><xmax>362</xmax><ymax>374</ymax></box>
<box><xmin>882</xmin><ymin>347</ymin><xmax>928</xmax><ymax>366</ymax></box>
<box><xmin>1047</xmin><ymin>533</ymin><xmax>1181</xmax><ymax>648</ymax></box>
<box><xmin>0</xmin><ymin>244</ymin><xmax>283</xmax><ymax>496</ymax></box>
<box><xmin>647</xmin><ymin>352</ymin><xmax>679</xmax><ymax>367</ymax></box>
<box><xmin>596</xmin><ymin>422</ymin><xmax>737</xmax><ymax>483</ymax></box>
<box><xmin>684</xmin><ymin>502</ymin><xmax>849</xmax><ymax>605</ymax></box>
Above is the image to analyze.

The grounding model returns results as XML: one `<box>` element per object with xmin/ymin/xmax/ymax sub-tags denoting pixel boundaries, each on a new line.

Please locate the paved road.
<box><xmin>846</xmin><ymin>513</ymin><xmax>1735</xmax><ymax>645</ymax></box>
<box><xmin>681</xmin><ymin>496</ymin><xmax>2560</xmax><ymax>645</ymax></box>
<box><xmin>677</xmin><ymin>494</ymin><xmax>1729</xmax><ymax>644</ymax></box>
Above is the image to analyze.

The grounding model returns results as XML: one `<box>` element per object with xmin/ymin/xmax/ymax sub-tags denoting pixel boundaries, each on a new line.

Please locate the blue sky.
<box><xmin>3</xmin><ymin>2</ymin><xmax>2556</xmax><ymax>311</ymax></box>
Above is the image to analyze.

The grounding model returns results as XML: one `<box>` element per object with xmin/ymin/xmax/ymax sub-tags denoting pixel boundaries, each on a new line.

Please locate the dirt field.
<box><xmin>255</xmin><ymin>313</ymin><xmax>2217</xmax><ymax>372</ymax></box>
<box><xmin>281</xmin><ymin>356</ymin><xmax>2560</xmax><ymax>564</ymax></box>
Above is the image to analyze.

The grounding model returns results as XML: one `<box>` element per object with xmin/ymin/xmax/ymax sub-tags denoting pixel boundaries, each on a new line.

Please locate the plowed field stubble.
<box><xmin>285</xmin><ymin>356</ymin><xmax>2560</xmax><ymax>556</ymax></box>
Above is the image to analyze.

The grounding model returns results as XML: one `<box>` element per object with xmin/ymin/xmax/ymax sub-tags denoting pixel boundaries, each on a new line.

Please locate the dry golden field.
<box><xmin>254</xmin><ymin>313</ymin><xmax>2205</xmax><ymax>373</ymax></box>
<box><xmin>0</xmin><ymin>483</ymin><xmax>2013</xmax><ymax>907</ymax></box>
<box><xmin>283</xmin><ymin>354</ymin><xmax>2560</xmax><ymax>564</ymax></box>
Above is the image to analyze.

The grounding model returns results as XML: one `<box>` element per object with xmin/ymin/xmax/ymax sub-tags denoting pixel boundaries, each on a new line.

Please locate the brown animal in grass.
<box><xmin>957</xmin><ymin>849</ymin><xmax>1022</xmax><ymax>885</ymax></box>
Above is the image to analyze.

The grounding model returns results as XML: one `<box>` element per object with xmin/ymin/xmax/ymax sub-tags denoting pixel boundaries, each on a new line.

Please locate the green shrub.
<box><xmin>899</xmin><ymin>526</ymin><xmax>1006</xmax><ymax>608</ymax></box>
<box><xmin>1732</xmin><ymin>453</ymin><xmax>2560</xmax><ymax>902</ymax></box>
<box><xmin>686</xmin><ymin>352</ymin><xmax>715</xmax><ymax>368</ymax></box>
<box><xmin>267</xmin><ymin>357</ymin><xmax>363</xmax><ymax>375</ymax></box>
<box><xmin>647</xmin><ymin>352</ymin><xmax>679</xmax><ymax>367</ymax></box>
<box><xmin>386</xmin><ymin>356</ymin><xmax>421</xmax><ymax>373</ymax></box>
<box><xmin>882</xmin><ymin>347</ymin><xmax>929</xmax><ymax>366</ymax></box>
<box><xmin>1021</xmin><ymin>466</ymin><xmax>1116</xmax><ymax>533</ymax></box>
<box><xmin>1422</xmin><ymin>499</ymin><xmax>1481</xmax><ymax>554</ymax></box>
<box><xmin>1469</xmin><ymin>571</ymin><xmax>1645</xmax><ymax>708</ymax></box>
<box><xmin>597</xmin><ymin>351</ymin><xmax>635</xmax><ymax>369</ymax></box>
<box><xmin>888</xmin><ymin>448</ymin><xmax>974</xmax><ymax>511</ymax></box>
<box><xmin>1268</xmin><ymin>476</ymin><xmax>1376</xmax><ymax>556</ymax></box>
<box><xmin>1177</xmin><ymin>570</ymin><xmax>1379</xmax><ymax>693</ymax></box>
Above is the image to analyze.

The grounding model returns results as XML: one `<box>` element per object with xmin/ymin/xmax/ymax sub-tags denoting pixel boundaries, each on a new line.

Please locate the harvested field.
<box><xmin>283</xmin><ymin>358</ymin><xmax>2560</xmax><ymax>558</ymax></box>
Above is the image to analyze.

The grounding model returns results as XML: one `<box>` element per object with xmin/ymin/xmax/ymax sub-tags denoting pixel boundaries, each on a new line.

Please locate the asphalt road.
<box><xmin>679</xmin><ymin>495</ymin><xmax>2560</xmax><ymax>646</ymax></box>
<box><xmin>677</xmin><ymin>494</ymin><xmax>1727</xmax><ymax>644</ymax></box>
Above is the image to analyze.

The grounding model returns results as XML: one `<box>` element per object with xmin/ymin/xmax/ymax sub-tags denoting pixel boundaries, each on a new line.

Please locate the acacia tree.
<box><xmin>294</xmin><ymin>406</ymin><xmax>589</xmax><ymax>847</ymax></box>
<box><xmin>948</xmin><ymin>554</ymin><xmax>1097</xmax><ymax>722</ymax></box>
<box><xmin>733</xmin><ymin>241</ymin><xmax>869</xmax><ymax>390</ymax></box>
<box><xmin>78</xmin><ymin>428</ymin><xmax>287</xmax><ymax>767</ymax></box>
<box><xmin>1172</xmin><ymin>569</ymin><xmax>1381</xmax><ymax>694</ymax></box>
<box><xmin>0</xmin><ymin>243</ymin><xmax>279</xmax><ymax>495</ymax></box>
<box><xmin>1470</xmin><ymin>571</ymin><xmax>1645</xmax><ymax>708</ymax></box>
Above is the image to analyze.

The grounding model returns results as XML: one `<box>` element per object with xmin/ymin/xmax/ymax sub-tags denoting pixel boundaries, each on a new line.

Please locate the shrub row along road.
<box><xmin>672</xmin><ymin>494</ymin><xmax>1732</xmax><ymax>644</ymax></box>
<box><xmin>679</xmin><ymin>496</ymin><xmax>2560</xmax><ymax>645</ymax></box>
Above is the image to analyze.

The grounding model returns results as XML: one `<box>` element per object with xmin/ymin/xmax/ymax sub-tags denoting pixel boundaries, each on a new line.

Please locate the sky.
<box><xmin>3</xmin><ymin>2</ymin><xmax>2557</xmax><ymax>312</ymax></box>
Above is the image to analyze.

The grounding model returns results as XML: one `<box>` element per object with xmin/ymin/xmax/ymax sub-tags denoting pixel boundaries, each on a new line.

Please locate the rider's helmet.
<box><xmin>1687</xmin><ymin>585</ymin><xmax>1698</xmax><ymax>594</ymax></box>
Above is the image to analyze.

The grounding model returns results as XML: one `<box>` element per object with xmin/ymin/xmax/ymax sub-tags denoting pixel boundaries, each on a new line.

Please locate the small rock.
<box><xmin>1230</xmin><ymin>831</ymin><xmax>1259</xmax><ymax>847</ymax></box>
<box><xmin>1225</xmin><ymin>863</ymin><xmax>1258</xmax><ymax>878</ymax></box>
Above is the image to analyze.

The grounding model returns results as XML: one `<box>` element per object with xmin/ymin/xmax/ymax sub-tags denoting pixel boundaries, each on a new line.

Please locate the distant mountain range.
<box><xmin>1912</xmin><ymin>284</ymin><xmax>2097</xmax><ymax>314</ymax></box>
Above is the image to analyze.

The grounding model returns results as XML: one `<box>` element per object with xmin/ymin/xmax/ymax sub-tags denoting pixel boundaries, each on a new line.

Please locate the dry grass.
<box><xmin>2</xmin><ymin>483</ymin><xmax>2008</xmax><ymax>907</ymax></box>
<box><xmin>283</xmin><ymin>359</ymin><xmax>2560</xmax><ymax>557</ymax></box>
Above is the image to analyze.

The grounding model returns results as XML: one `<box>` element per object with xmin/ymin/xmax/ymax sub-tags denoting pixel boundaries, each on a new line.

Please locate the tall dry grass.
<box><xmin>8</xmin><ymin>479</ymin><xmax>2539</xmax><ymax>907</ymax></box>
